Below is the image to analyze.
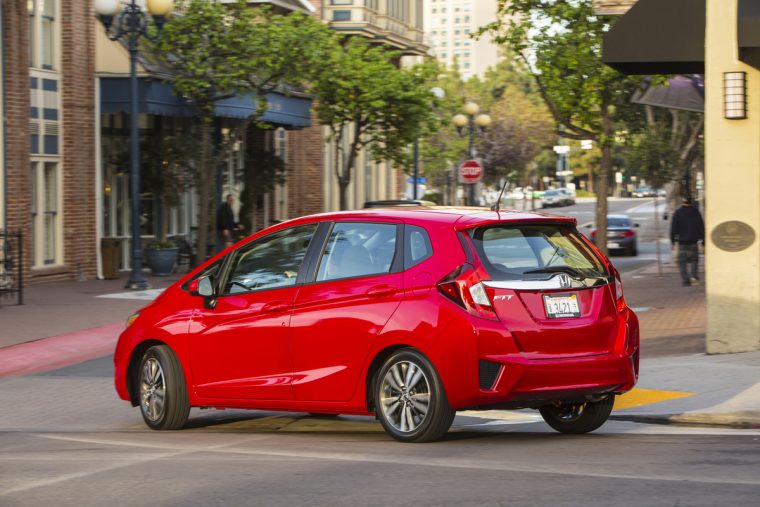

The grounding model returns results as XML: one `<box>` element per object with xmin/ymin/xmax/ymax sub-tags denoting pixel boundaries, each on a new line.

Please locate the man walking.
<box><xmin>670</xmin><ymin>197</ymin><xmax>705</xmax><ymax>286</ymax></box>
<box><xmin>216</xmin><ymin>194</ymin><xmax>238</xmax><ymax>252</ymax></box>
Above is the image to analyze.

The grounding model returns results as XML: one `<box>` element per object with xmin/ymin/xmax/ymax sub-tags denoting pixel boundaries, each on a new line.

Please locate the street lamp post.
<box><xmin>453</xmin><ymin>102</ymin><xmax>491</xmax><ymax>206</ymax></box>
<box><xmin>95</xmin><ymin>0</ymin><xmax>173</xmax><ymax>289</ymax></box>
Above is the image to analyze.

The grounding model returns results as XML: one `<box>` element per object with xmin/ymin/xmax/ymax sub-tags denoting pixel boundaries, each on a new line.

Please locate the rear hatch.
<box><xmin>468</xmin><ymin>223</ymin><xmax>617</xmax><ymax>359</ymax></box>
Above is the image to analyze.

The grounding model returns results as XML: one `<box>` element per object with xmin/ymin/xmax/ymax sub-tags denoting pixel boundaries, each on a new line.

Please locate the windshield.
<box><xmin>470</xmin><ymin>224</ymin><xmax>608</xmax><ymax>281</ymax></box>
<box><xmin>608</xmin><ymin>217</ymin><xmax>631</xmax><ymax>227</ymax></box>
<box><xmin>544</xmin><ymin>191</ymin><xmax>558</xmax><ymax>196</ymax></box>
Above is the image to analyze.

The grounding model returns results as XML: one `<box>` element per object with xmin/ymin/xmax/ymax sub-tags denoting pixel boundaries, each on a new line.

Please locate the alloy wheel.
<box><xmin>379</xmin><ymin>361</ymin><xmax>431</xmax><ymax>433</ymax></box>
<box><xmin>140</xmin><ymin>357</ymin><xmax>166</xmax><ymax>423</ymax></box>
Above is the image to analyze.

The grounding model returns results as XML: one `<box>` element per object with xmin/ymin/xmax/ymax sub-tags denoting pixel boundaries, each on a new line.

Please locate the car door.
<box><xmin>189</xmin><ymin>223</ymin><xmax>319</xmax><ymax>400</ymax></box>
<box><xmin>289</xmin><ymin>220</ymin><xmax>404</xmax><ymax>402</ymax></box>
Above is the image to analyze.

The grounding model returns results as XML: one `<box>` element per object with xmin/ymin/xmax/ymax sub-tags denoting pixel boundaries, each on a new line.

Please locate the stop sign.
<box><xmin>459</xmin><ymin>159</ymin><xmax>483</xmax><ymax>184</ymax></box>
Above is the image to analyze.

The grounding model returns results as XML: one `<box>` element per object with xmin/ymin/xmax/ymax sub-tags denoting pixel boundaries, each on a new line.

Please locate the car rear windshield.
<box><xmin>469</xmin><ymin>224</ymin><xmax>608</xmax><ymax>281</ymax></box>
<box><xmin>608</xmin><ymin>217</ymin><xmax>631</xmax><ymax>227</ymax></box>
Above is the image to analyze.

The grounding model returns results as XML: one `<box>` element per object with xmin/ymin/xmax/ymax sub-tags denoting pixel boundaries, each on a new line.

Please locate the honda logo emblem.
<box><xmin>557</xmin><ymin>274</ymin><xmax>572</xmax><ymax>289</ymax></box>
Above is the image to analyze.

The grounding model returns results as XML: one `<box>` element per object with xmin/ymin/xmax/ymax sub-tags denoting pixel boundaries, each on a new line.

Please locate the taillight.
<box><xmin>590</xmin><ymin>230</ymin><xmax>597</xmax><ymax>240</ymax></box>
<box><xmin>437</xmin><ymin>264</ymin><xmax>498</xmax><ymax>320</ymax></box>
<box><xmin>622</xmin><ymin>230</ymin><xmax>636</xmax><ymax>238</ymax></box>
<box><xmin>613</xmin><ymin>270</ymin><xmax>626</xmax><ymax>312</ymax></box>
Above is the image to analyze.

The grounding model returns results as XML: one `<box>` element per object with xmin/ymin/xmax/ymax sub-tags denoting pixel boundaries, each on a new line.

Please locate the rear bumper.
<box><xmin>440</xmin><ymin>307</ymin><xmax>639</xmax><ymax>411</ymax></box>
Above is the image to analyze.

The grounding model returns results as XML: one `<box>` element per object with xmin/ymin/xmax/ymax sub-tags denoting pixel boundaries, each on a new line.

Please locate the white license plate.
<box><xmin>607</xmin><ymin>242</ymin><xmax>620</xmax><ymax>249</ymax></box>
<box><xmin>543</xmin><ymin>294</ymin><xmax>581</xmax><ymax>319</ymax></box>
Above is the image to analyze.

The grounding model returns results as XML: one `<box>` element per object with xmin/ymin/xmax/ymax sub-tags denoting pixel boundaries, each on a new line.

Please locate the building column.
<box><xmin>704</xmin><ymin>0</ymin><xmax>760</xmax><ymax>353</ymax></box>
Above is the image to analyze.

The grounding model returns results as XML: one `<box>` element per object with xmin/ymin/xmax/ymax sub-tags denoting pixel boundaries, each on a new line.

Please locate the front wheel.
<box><xmin>375</xmin><ymin>349</ymin><xmax>455</xmax><ymax>443</ymax></box>
<box><xmin>539</xmin><ymin>396</ymin><xmax>614</xmax><ymax>434</ymax></box>
<box><xmin>138</xmin><ymin>345</ymin><xmax>190</xmax><ymax>430</ymax></box>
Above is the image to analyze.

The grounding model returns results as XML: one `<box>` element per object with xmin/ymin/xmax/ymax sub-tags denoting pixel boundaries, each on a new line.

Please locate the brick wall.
<box><xmin>59</xmin><ymin>0</ymin><xmax>97</xmax><ymax>281</ymax></box>
<box><xmin>2</xmin><ymin>0</ymin><xmax>97</xmax><ymax>284</ymax></box>
<box><xmin>3</xmin><ymin>0</ymin><xmax>33</xmax><ymax>281</ymax></box>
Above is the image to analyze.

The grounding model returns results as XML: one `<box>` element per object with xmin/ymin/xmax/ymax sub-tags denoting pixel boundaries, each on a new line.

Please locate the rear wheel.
<box><xmin>539</xmin><ymin>396</ymin><xmax>614</xmax><ymax>434</ymax></box>
<box><xmin>138</xmin><ymin>345</ymin><xmax>190</xmax><ymax>430</ymax></box>
<box><xmin>375</xmin><ymin>349</ymin><xmax>455</xmax><ymax>443</ymax></box>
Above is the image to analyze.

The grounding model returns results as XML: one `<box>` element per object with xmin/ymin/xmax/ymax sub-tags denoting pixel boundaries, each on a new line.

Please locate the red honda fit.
<box><xmin>114</xmin><ymin>207</ymin><xmax>639</xmax><ymax>442</ymax></box>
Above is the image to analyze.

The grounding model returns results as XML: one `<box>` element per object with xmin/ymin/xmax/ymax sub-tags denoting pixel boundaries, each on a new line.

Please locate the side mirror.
<box><xmin>585</xmin><ymin>224</ymin><xmax>592</xmax><ymax>229</ymax></box>
<box><xmin>188</xmin><ymin>275</ymin><xmax>214</xmax><ymax>297</ymax></box>
<box><xmin>634</xmin><ymin>223</ymin><xmax>640</xmax><ymax>228</ymax></box>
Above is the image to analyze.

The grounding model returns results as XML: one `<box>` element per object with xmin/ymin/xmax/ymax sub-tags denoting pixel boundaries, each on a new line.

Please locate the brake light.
<box><xmin>437</xmin><ymin>264</ymin><xmax>498</xmax><ymax>320</ymax></box>
<box><xmin>622</xmin><ymin>230</ymin><xmax>636</xmax><ymax>238</ymax></box>
<box><xmin>590</xmin><ymin>230</ymin><xmax>597</xmax><ymax>240</ymax></box>
<box><xmin>613</xmin><ymin>270</ymin><xmax>626</xmax><ymax>312</ymax></box>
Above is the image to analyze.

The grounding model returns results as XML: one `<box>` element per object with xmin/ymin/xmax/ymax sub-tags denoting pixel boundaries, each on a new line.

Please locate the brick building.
<box><xmin>2</xmin><ymin>0</ymin><xmax>97</xmax><ymax>284</ymax></box>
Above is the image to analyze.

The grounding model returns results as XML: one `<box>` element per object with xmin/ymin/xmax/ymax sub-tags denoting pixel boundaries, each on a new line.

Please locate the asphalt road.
<box><xmin>2</xmin><ymin>356</ymin><xmax>759</xmax><ymax>507</ymax></box>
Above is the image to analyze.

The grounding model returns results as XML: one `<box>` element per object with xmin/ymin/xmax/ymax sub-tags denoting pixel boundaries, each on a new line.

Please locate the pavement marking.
<box><xmin>614</xmin><ymin>388</ymin><xmax>694</xmax><ymax>411</ymax></box>
<box><xmin>28</xmin><ymin>432</ymin><xmax>760</xmax><ymax>486</ymax></box>
<box><xmin>625</xmin><ymin>199</ymin><xmax>664</xmax><ymax>214</ymax></box>
<box><xmin>96</xmin><ymin>288</ymin><xmax>165</xmax><ymax>301</ymax></box>
<box><xmin>630</xmin><ymin>306</ymin><xmax>651</xmax><ymax>313</ymax></box>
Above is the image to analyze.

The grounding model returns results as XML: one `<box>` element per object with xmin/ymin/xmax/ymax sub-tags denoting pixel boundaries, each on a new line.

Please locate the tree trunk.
<box><xmin>338</xmin><ymin>177</ymin><xmax>349</xmax><ymax>211</ymax></box>
<box><xmin>196</xmin><ymin>120</ymin><xmax>213</xmax><ymax>265</ymax></box>
<box><xmin>595</xmin><ymin>110</ymin><xmax>613</xmax><ymax>257</ymax></box>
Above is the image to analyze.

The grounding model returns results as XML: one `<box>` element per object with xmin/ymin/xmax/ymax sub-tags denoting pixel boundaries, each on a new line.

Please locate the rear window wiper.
<box><xmin>524</xmin><ymin>266</ymin><xmax>588</xmax><ymax>280</ymax></box>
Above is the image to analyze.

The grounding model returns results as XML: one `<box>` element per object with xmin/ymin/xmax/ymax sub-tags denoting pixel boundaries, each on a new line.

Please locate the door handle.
<box><xmin>366</xmin><ymin>285</ymin><xmax>398</xmax><ymax>297</ymax></box>
<box><xmin>262</xmin><ymin>301</ymin><xmax>291</xmax><ymax>313</ymax></box>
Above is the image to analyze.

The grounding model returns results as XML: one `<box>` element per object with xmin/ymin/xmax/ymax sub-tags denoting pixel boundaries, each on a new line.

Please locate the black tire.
<box><xmin>630</xmin><ymin>246</ymin><xmax>638</xmax><ymax>256</ymax></box>
<box><xmin>374</xmin><ymin>349</ymin><xmax>455</xmax><ymax>443</ymax></box>
<box><xmin>539</xmin><ymin>396</ymin><xmax>614</xmax><ymax>434</ymax></box>
<box><xmin>138</xmin><ymin>345</ymin><xmax>190</xmax><ymax>430</ymax></box>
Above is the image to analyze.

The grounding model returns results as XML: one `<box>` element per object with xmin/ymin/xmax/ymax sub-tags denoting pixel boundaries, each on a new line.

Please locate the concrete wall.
<box><xmin>704</xmin><ymin>0</ymin><xmax>760</xmax><ymax>352</ymax></box>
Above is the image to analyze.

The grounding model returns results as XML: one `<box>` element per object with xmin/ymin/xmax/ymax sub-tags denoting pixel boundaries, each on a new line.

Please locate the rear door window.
<box><xmin>316</xmin><ymin>222</ymin><xmax>399</xmax><ymax>281</ymax></box>
<box><xmin>470</xmin><ymin>224</ymin><xmax>608</xmax><ymax>281</ymax></box>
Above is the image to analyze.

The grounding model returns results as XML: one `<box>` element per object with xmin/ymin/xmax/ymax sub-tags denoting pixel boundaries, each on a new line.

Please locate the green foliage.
<box><xmin>309</xmin><ymin>38</ymin><xmax>440</xmax><ymax>209</ymax></box>
<box><xmin>623</xmin><ymin>126</ymin><xmax>678</xmax><ymax>190</ymax></box>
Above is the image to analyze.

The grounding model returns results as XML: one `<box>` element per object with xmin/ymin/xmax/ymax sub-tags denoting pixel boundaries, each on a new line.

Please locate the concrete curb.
<box><xmin>0</xmin><ymin>322</ymin><xmax>122</xmax><ymax>379</ymax></box>
<box><xmin>611</xmin><ymin>412</ymin><xmax>760</xmax><ymax>429</ymax></box>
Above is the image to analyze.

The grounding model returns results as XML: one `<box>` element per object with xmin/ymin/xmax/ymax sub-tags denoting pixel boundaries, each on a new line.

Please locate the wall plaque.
<box><xmin>711</xmin><ymin>221</ymin><xmax>756</xmax><ymax>252</ymax></box>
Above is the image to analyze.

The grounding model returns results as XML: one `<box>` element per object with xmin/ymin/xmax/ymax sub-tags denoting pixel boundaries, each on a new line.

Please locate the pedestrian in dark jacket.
<box><xmin>216</xmin><ymin>194</ymin><xmax>238</xmax><ymax>252</ymax></box>
<box><xmin>670</xmin><ymin>197</ymin><xmax>704</xmax><ymax>286</ymax></box>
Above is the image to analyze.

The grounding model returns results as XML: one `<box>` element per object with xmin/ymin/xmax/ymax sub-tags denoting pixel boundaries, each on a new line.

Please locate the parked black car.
<box><xmin>589</xmin><ymin>214</ymin><xmax>639</xmax><ymax>256</ymax></box>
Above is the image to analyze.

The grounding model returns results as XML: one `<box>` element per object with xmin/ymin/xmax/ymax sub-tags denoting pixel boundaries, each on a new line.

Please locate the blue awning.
<box><xmin>100</xmin><ymin>77</ymin><xmax>312</xmax><ymax>128</ymax></box>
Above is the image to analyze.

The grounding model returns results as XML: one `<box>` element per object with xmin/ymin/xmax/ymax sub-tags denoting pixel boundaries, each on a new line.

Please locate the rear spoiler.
<box><xmin>453</xmin><ymin>214</ymin><xmax>577</xmax><ymax>232</ymax></box>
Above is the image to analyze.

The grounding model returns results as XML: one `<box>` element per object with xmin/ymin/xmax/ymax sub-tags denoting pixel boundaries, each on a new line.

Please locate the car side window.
<box><xmin>316</xmin><ymin>222</ymin><xmax>398</xmax><ymax>282</ymax></box>
<box><xmin>223</xmin><ymin>224</ymin><xmax>318</xmax><ymax>295</ymax></box>
<box><xmin>404</xmin><ymin>225</ymin><xmax>433</xmax><ymax>269</ymax></box>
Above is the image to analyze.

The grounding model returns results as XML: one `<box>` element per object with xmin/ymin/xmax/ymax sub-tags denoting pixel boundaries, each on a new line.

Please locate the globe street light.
<box><xmin>452</xmin><ymin>102</ymin><xmax>491</xmax><ymax>206</ymax></box>
<box><xmin>95</xmin><ymin>0</ymin><xmax>174</xmax><ymax>289</ymax></box>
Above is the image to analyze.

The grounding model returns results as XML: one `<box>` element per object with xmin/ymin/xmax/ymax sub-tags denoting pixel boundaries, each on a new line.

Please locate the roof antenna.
<box><xmin>491</xmin><ymin>177</ymin><xmax>509</xmax><ymax>212</ymax></box>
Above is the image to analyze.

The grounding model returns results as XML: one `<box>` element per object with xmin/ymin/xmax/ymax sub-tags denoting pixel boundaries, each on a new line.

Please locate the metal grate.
<box><xmin>479</xmin><ymin>360</ymin><xmax>502</xmax><ymax>391</ymax></box>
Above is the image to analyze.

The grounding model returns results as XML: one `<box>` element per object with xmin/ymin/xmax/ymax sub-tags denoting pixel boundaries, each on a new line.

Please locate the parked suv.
<box><xmin>115</xmin><ymin>208</ymin><xmax>639</xmax><ymax>442</ymax></box>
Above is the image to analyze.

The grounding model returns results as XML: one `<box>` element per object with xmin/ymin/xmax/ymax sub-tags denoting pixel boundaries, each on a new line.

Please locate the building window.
<box><xmin>333</xmin><ymin>10</ymin><xmax>351</xmax><ymax>21</ymax></box>
<box><xmin>28</xmin><ymin>0</ymin><xmax>57</xmax><ymax>70</ymax></box>
<box><xmin>31</xmin><ymin>161</ymin><xmax>61</xmax><ymax>266</ymax></box>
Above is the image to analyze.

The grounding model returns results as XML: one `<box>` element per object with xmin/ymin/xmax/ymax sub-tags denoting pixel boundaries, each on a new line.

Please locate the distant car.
<box><xmin>633</xmin><ymin>186</ymin><xmax>655</xmax><ymax>198</ymax></box>
<box><xmin>541</xmin><ymin>188</ymin><xmax>574</xmax><ymax>208</ymax></box>
<box><xmin>656</xmin><ymin>189</ymin><xmax>667</xmax><ymax>198</ymax></box>
<box><xmin>363</xmin><ymin>200</ymin><xmax>436</xmax><ymax>208</ymax></box>
<box><xmin>590</xmin><ymin>214</ymin><xmax>639</xmax><ymax>256</ymax></box>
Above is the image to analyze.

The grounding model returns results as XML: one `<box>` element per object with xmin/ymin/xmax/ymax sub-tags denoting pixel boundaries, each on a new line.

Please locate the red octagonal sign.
<box><xmin>459</xmin><ymin>159</ymin><xmax>483</xmax><ymax>184</ymax></box>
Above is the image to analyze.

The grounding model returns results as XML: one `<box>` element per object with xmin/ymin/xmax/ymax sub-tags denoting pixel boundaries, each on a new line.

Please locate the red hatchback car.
<box><xmin>115</xmin><ymin>207</ymin><xmax>639</xmax><ymax>442</ymax></box>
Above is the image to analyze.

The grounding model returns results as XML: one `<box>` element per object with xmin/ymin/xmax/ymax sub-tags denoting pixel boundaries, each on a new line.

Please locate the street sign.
<box><xmin>459</xmin><ymin>159</ymin><xmax>483</xmax><ymax>184</ymax></box>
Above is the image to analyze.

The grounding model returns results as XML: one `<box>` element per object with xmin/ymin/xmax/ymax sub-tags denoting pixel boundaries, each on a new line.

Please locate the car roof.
<box><xmin>277</xmin><ymin>206</ymin><xmax>577</xmax><ymax>230</ymax></box>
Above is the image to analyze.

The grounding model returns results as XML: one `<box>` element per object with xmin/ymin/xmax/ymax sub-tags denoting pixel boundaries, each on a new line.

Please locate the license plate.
<box><xmin>543</xmin><ymin>294</ymin><xmax>581</xmax><ymax>319</ymax></box>
<box><xmin>607</xmin><ymin>242</ymin><xmax>620</xmax><ymax>249</ymax></box>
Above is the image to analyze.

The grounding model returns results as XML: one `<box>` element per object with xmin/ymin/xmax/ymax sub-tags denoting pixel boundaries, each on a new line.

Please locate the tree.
<box><xmin>482</xmin><ymin>0</ymin><xmax>641</xmax><ymax>254</ymax></box>
<box><xmin>309</xmin><ymin>38</ymin><xmax>439</xmax><ymax>210</ymax></box>
<box><xmin>156</xmin><ymin>0</ymin><xmax>337</xmax><ymax>261</ymax></box>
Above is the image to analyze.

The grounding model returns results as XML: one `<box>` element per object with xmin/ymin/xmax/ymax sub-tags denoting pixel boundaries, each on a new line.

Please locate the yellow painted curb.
<box><xmin>614</xmin><ymin>388</ymin><xmax>693</xmax><ymax>411</ymax></box>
